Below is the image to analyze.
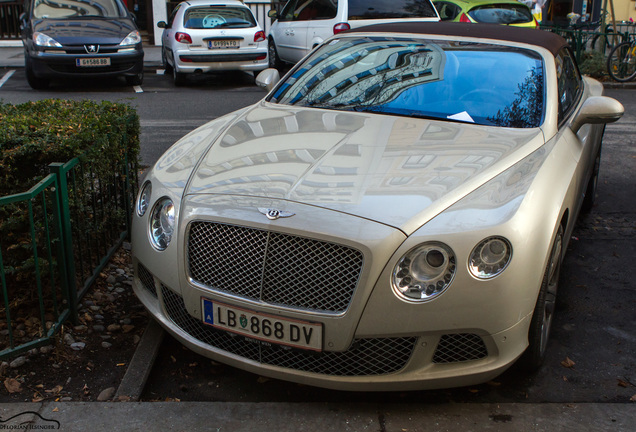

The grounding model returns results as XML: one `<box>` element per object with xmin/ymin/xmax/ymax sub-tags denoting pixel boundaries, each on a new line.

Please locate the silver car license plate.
<box><xmin>208</xmin><ymin>40</ymin><xmax>239</xmax><ymax>49</ymax></box>
<box><xmin>201</xmin><ymin>298</ymin><xmax>323</xmax><ymax>351</ymax></box>
<box><xmin>76</xmin><ymin>58</ymin><xmax>110</xmax><ymax>67</ymax></box>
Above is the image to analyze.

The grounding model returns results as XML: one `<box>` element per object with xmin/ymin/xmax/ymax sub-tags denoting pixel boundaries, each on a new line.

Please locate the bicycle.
<box><xmin>607</xmin><ymin>38</ymin><xmax>636</xmax><ymax>82</ymax></box>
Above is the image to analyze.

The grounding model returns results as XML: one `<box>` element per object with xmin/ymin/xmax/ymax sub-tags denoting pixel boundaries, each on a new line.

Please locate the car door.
<box><xmin>556</xmin><ymin>48</ymin><xmax>600</xmax><ymax>206</ymax></box>
<box><xmin>162</xmin><ymin>4</ymin><xmax>182</xmax><ymax>63</ymax></box>
<box><xmin>271</xmin><ymin>0</ymin><xmax>305</xmax><ymax>63</ymax></box>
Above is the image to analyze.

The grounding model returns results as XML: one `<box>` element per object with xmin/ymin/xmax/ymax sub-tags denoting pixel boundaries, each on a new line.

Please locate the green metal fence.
<box><xmin>0</xmin><ymin>152</ymin><xmax>138</xmax><ymax>359</ymax></box>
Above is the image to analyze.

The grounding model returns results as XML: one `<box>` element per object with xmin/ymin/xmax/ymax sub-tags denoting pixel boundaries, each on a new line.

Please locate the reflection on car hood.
<box><xmin>183</xmin><ymin>102</ymin><xmax>545</xmax><ymax>233</ymax></box>
<box><xmin>33</xmin><ymin>18</ymin><xmax>135</xmax><ymax>44</ymax></box>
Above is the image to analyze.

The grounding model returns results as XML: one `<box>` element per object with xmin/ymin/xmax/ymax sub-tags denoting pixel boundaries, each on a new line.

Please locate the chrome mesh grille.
<box><xmin>136</xmin><ymin>263</ymin><xmax>158</xmax><ymax>298</ymax></box>
<box><xmin>432</xmin><ymin>333</ymin><xmax>488</xmax><ymax>363</ymax></box>
<box><xmin>161</xmin><ymin>286</ymin><xmax>416</xmax><ymax>376</ymax></box>
<box><xmin>187</xmin><ymin>222</ymin><xmax>364</xmax><ymax>313</ymax></box>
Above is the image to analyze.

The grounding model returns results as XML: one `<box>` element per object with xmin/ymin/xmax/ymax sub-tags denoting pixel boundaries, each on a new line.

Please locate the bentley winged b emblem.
<box><xmin>258</xmin><ymin>208</ymin><xmax>295</xmax><ymax>221</ymax></box>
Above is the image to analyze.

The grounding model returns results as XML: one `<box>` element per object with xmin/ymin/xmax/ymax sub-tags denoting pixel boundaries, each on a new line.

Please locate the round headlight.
<box><xmin>469</xmin><ymin>237</ymin><xmax>512</xmax><ymax>279</ymax></box>
<box><xmin>392</xmin><ymin>242</ymin><xmax>456</xmax><ymax>302</ymax></box>
<box><xmin>149</xmin><ymin>198</ymin><xmax>175</xmax><ymax>251</ymax></box>
<box><xmin>136</xmin><ymin>181</ymin><xmax>152</xmax><ymax>217</ymax></box>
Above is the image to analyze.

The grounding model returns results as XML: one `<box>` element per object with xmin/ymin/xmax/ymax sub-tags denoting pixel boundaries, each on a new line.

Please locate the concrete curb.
<box><xmin>114</xmin><ymin>319</ymin><xmax>164</xmax><ymax>401</ymax></box>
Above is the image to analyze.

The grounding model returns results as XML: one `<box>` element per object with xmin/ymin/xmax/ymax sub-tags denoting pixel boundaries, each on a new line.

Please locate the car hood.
<box><xmin>32</xmin><ymin>18</ymin><xmax>136</xmax><ymax>44</ymax></box>
<box><xmin>181</xmin><ymin>102</ymin><xmax>546</xmax><ymax>234</ymax></box>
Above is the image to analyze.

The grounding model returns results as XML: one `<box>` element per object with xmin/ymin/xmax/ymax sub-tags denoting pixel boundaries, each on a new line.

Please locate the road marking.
<box><xmin>134</xmin><ymin>85</ymin><xmax>143</xmax><ymax>93</ymax></box>
<box><xmin>0</xmin><ymin>70</ymin><xmax>15</xmax><ymax>87</ymax></box>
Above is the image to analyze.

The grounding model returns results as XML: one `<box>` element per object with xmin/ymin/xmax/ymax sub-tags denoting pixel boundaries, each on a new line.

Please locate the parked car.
<box><xmin>434</xmin><ymin>0</ymin><xmax>538</xmax><ymax>27</ymax></box>
<box><xmin>157</xmin><ymin>0</ymin><xmax>268</xmax><ymax>85</ymax></box>
<box><xmin>19</xmin><ymin>0</ymin><xmax>144</xmax><ymax>89</ymax></box>
<box><xmin>132</xmin><ymin>22</ymin><xmax>623</xmax><ymax>391</ymax></box>
<box><xmin>267</xmin><ymin>0</ymin><xmax>440</xmax><ymax>67</ymax></box>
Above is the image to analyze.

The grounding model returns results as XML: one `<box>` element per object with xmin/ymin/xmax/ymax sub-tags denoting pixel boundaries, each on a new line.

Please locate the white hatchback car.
<box><xmin>158</xmin><ymin>0</ymin><xmax>268</xmax><ymax>85</ymax></box>
<box><xmin>267</xmin><ymin>0</ymin><xmax>440</xmax><ymax>67</ymax></box>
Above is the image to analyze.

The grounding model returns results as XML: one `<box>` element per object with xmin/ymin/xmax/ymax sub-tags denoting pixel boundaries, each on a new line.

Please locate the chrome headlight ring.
<box><xmin>149</xmin><ymin>197</ymin><xmax>175</xmax><ymax>251</ymax></box>
<box><xmin>469</xmin><ymin>236</ymin><xmax>513</xmax><ymax>279</ymax></box>
<box><xmin>136</xmin><ymin>181</ymin><xmax>152</xmax><ymax>217</ymax></box>
<box><xmin>392</xmin><ymin>242</ymin><xmax>457</xmax><ymax>302</ymax></box>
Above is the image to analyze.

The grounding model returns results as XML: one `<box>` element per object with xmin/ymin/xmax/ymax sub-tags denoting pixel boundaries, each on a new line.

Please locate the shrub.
<box><xmin>579</xmin><ymin>50</ymin><xmax>607</xmax><ymax>79</ymax></box>
<box><xmin>0</xmin><ymin>99</ymin><xmax>139</xmax><ymax>196</ymax></box>
<box><xmin>0</xmin><ymin>100</ymin><xmax>140</xmax><ymax>347</ymax></box>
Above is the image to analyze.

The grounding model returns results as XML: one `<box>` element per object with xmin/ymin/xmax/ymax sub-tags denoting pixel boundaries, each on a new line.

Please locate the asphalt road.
<box><xmin>1</xmin><ymin>69</ymin><xmax>634</xmax><ymax>404</ymax></box>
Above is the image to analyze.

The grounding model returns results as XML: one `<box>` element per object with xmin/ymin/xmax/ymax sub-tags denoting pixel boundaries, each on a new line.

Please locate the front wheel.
<box><xmin>607</xmin><ymin>42</ymin><xmax>636</xmax><ymax>82</ymax></box>
<box><xmin>518</xmin><ymin>225</ymin><xmax>564</xmax><ymax>371</ymax></box>
<box><xmin>125</xmin><ymin>71</ymin><xmax>144</xmax><ymax>86</ymax></box>
<box><xmin>25</xmin><ymin>56</ymin><xmax>50</xmax><ymax>90</ymax></box>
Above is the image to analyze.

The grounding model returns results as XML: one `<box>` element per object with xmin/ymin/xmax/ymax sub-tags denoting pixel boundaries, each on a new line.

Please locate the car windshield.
<box><xmin>469</xmin><ymin>4</ymin><xmax>533</xmax><ymax>24</ymax></box>
<box><xmin>271</xmin><ymin>36</ymin><xmax>545</xmax><ymax>128</ymax></box>
<box><xmin>348</xmin><ymin>0</ymin><xmax>438</xmax><ymax>19</ymax></box>
<box><xmin>33</xmin><ymin>0</ymin><xmax>127</xmax><ymax>19</ymax></box>
<box><xmin>183</xmin><ymin>6</ymin><xmax>256</xmax><ymax>29</ymax></box>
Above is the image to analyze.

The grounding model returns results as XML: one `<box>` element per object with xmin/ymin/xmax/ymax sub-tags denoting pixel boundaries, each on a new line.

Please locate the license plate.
<box><xmin>208</xmin><ymin>40</ymin><xmax>239</xmax><ymax>49</ymax></box>
<box><xmin>202</xmin><ymin>298</ymin><xmax>323</xmax><ymax>351</ymax></box>
<box><xmin>76</xmin><ymin>58</ymin><xmax>110</xmax><ymax>67</ymax></box>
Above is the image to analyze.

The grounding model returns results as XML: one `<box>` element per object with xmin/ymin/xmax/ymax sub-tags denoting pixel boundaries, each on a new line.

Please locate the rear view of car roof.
<box><xmin>346</xmin><ymin>22</ymin><xmax>567</xmax><ymax>56</ymax></box>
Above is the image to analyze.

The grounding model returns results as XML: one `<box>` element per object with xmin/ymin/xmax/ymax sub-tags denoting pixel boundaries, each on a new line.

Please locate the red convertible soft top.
<box><xmin>346</xmin><ymin>22</ymin><xmax>568</xmax><ymax>56</ymax></box>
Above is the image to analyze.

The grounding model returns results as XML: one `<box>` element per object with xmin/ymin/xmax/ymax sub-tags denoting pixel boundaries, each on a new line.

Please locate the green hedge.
<box><xmin>0</xmin><ymin>100</ymin><xmax>140</xmax><ymax>336</ymax></box>
<box><xmin>0</xmin><ymin>99</ymin><xmax>140</xmax><ymax>196</ymax></box>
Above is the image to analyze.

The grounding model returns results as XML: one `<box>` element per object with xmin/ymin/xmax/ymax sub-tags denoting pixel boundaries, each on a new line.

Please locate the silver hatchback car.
<box><xmin>158</xmin><ymin>0</ymin><xmax>268</xmax><ymax>85</ymax></box>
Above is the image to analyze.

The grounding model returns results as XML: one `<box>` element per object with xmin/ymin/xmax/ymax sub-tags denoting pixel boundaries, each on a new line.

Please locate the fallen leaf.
<box><xmin>52</xmin><ymin>408</ymin><xmax>59</xmax><ymax>412</ymax></box>
<box><xmin>46</xmin><ymin>385</ymin><xmax>63</xmax><ymax>395</ymax></box>
<box><xmin>561</xmin><ymin>357</ymin><xmax>576</xmax><ymax>368</ymax></box>
<box><xmin>618</xmin><ymin>379</ymin><xmax>630</xmax><ymax>388</ymax></box>
<box><xmin>631</xmin><ymin>394</ymin><xmax>636</xmax><ymax>402</ymax></box>
<box><xmin>4</xmin><ymin>378</ymin><xmax>22</xmax><ymax>394</ymax></box>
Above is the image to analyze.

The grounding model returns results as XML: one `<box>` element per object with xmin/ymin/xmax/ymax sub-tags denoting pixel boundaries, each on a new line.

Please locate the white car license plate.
<box><xmin>77</xmin><ymin>58</ymin><xmax>111</xmax><ymax>67</ymax></box>
<box><xmin>208</xmin><ymin>40</ymin><xmax>239</xmax><ymax>49</ymax></box>
<box><xmin>201</xmin><ymin>298</ymin><xmax>323</xmax><ymax>351</ymax></box>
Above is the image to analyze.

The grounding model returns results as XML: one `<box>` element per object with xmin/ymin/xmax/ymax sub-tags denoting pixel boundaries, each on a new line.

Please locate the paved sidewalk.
<box><xmin>1</xmin><ymin>401</ymin><xmax>635</xmax><ymax>431</ymax></box>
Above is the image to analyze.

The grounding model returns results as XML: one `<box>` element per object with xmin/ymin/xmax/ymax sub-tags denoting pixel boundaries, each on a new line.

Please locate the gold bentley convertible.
<box><xmin>132</xmin><ymin>23</ymin><xmax>624</xmax><ymax>390</ymax></box>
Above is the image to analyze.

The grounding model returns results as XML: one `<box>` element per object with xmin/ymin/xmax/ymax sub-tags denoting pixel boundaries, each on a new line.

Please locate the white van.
<box><xmin>268</xmin><ymin>0</ymin><xmax>440</xmax><ymax>67</ymax></box>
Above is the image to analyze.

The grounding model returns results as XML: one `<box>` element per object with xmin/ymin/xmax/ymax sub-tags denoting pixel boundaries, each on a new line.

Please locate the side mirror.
<box><xmin>268</xmin><ymin>9</ymin><xmax>278</xmax><ymax>19</ymax></box>
<box><xmin>157</xmin><ymin>21</ymin><xmax>167</xmax><ymax>29</ymax></box>
<box><xmin>571</xmin><ymin>96</ymin><xmax>624</xmax><ymax>134</ymax></box>
<box><xmin>255</xmin><ymin>68</ymin><xmax>280</xmax><ymax>92</ymax></box>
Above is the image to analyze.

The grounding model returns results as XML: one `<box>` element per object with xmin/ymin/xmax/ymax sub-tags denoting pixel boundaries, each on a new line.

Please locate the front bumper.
<box><xmin>133</xmin><ymin>263</ymin><xmax>530</xmax><ymax>391</ymax></box>
<box><xmin>27</xmin><ymin>49</ymin><xmax>144</xmax><ymax>79</ymax></box>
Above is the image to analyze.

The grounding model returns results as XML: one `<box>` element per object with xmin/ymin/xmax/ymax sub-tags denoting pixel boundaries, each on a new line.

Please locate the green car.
<box><xmin>434</xmin><ymin>0</ymin><xmax>538</xmax><ymax>27</ymax></box>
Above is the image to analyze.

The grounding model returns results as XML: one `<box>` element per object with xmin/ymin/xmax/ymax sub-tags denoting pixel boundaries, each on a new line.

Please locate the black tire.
<box><xmin>581</xmin><ymin>143</ymin><xmax>602</xmax><ymax>213</ymax></box>
<box><xmin>172</xmin><ymin>55</ymin><xmax>186</xmax><ymax>86</ymax></box>
<box><xmin>162</xmin><ymin>48</ymin><xmax>173</xmax><ymax>73</ymax></box>
<box><xmin>268</xmin><ymin>38</ymin><xmax>283</xmax><ymax>70</ymax></box>
<box><xmin>125</xmin><ymin>71</ymin><xmax>144</xmax><ymax>86</ymax></box>
<box><xmin>607</xmin><ymin>42</ymin><xmax>636</xmax><ymax>82</ymax></box>
<box><xmin>518</xmin><ymin>225</ymin><xmax>564</xmax><ymax>372</ymax></box>
<box><xmin>25</xmin><ymin>56</ymin><xmax>50</xmax><ymax>90</ymax></box>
